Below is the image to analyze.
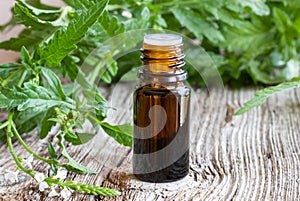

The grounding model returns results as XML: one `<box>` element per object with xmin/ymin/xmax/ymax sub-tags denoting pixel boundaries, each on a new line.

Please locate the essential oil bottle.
<box><xmin>133</xmin><ymin>34</ymin><xmax>190</xmax><ymax>182</ymax></box>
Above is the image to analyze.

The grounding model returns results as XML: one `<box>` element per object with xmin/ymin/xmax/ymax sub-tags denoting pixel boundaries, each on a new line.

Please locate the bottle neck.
<box><xmin>139</xmin><ymin>43</ymin><xmax>187</xmax><ymax>84</ymax></box>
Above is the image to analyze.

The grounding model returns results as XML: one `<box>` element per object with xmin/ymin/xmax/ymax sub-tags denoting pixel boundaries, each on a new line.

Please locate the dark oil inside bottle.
<box><xmin>133</xmin><ymin>85</ymin><xmax>190</xmax><ymax>182</ymax></box>
<box><xmin>133</xmin><ymin>34</ymin><xmax>190</xmax><ymax>183</ymax></box>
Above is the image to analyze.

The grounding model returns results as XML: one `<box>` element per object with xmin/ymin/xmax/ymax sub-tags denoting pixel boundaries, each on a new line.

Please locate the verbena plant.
<box><xmin>0</xmin><ymin>0</ymin><xmax>299</xmax><ymax>197</ymax></box>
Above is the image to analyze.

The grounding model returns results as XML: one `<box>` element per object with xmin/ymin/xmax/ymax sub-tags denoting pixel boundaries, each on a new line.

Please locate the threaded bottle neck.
<box><xmin>139</xmin><ymin>34</ymin><xmax>187</xmax><ymax>83</ymax></box>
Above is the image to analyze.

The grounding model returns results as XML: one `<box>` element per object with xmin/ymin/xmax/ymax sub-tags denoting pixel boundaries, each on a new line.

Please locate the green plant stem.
<box><xmin>7</xmin><ymin>136</ymin><xmax>34</xmax><ymax>177</ymax></box>
<box><xmin>7</xmin><ymin>113</ymin><xmax>34</xmax><ymax>177</ymax></box>
<box><xmin>8</xmin><ymin>112</ymin><xmax>64</xmax><ymax>168</ymax></box>
<box><xmin>6</xmin><ymin>113</ymin><xmax>117</xmax><ymax>196</ymax></box>
<box><xmin>0</xmin><ymin>121</ymin><xmax>9</xmax><ymax>130</ymax></box>
<box><xmin>6</xmin><ymin>113</ymin><xmax>119</xmax><ymax>196</ymax></box>
<box><xmin>7</xmin><ymin>112</ymin><xmax>13</xmax><ymax>136</ymax></box>
<box><xmin>44</xmin><ymin>177</ymin><xmax>121</xmax><ymax>196</ymax></box>
<box><xmin>86</xmin><ymin>113</ymin><xmax>102</xmax><ymax>125</ymax></box>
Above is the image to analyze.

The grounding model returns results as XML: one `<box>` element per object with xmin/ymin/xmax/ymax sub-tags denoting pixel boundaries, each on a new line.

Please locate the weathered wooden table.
<box><xmin>0</xmin><ymin>83</ymin><xmax>299</xmax><ymax>201</ymax></box>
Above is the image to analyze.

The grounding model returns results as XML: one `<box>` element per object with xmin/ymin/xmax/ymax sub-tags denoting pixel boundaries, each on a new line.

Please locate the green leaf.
<box><xmin>50</xmin><ymin>163</ymin><xmax>58</xmax><ymax>174</ymax></box>
<box><xmin>0</xmin><ymin>63</ymin><xmax>21</xmax><ymax>71</ymax></box>
<box><xmin>38</xmin><ymin>108</ymin><xmax>56</xmax><ymax>138</ymax></box>
<box><xmin>78</xmin><ymin>88</ymin><xmax>108</xmax><ymax>122</ymax></box>
<box><xmin>65</xmin><ymin>129</ymin><xmax>78</xmax><ymax>139</ymax></box>
<box><xmin>57</xmin><ymin>133</ymin><xmax>97</xmax><ymax>174</ymax></box>
<box><xmin>65</xmin><ymin>132</ymin><xmax>96</xmax><ymax>145</ymax></box>
<box><xmin>240</xmin><ymin>0</ymin><xmax>270</xmax><ymax>16</ymax></box>
<box><xmin>24</xmin><ymin>0</ymin><xmax>62</xmax><ymax>10</ymax></box>
<box><xmin>48</xmin><ymin>141</ymin><xmax>58</xmax><ymax>159</ymax></box>
<box><xmin>14</xmin><ymin>0</ymin><xmax>55</xmax><ymax>28</ymax></box>
<box><xmin>124</xmin><ymin>7</ymin><xmax>150</xmax><ymax>30</ymax></box>
<box><xmin>248</xmin><ymin>59</ymin><xmax>286</xmax><ymax>84</ymax></box>
<box><xmin>171</xmin><ymin>7</ymin><xmax>224</xmax><ymax>43</ymax></box>
<box><xmin>107</xmin><ymin>61</ymin><xmax>118</xmax><ymax>77</ymax></box>
<box><xmin>81</xmin><ymin>10</ymin><xmax>125</xmax><ymax>48</ymax></box>
<box><xmin>98</xmin><ymin>11</ymin><xmax>125</xmax><ymax>38</ymax></box>
<box><xmin>225</xmin><ymin>0</ymin><xmax>270</xmax><ymax>16</ymax></box>
<box><xmin>12</xmin><ymin>106</ymin><xmax>57</xmax><ymax>138</ymax></box>
<box><xmin>13</xmin><ymin>109</ymin><xmax>45</xmax><ymax>135</ymax></box>
<box><xmin>0</xmin><ymin>83</ymin><xmax>73</xmax><ymax>111</ymax></box>
<box><xmin>223</xmin><ymin>20</ymin><xmax>275</xmax><ymax>59</ymax></box>
<box><xmin>101</xmin><ymin>61</ymin><xmax>119</xmax><ymax>84</ymax></box>
<box><xmin>235</xmin><ymin>77</ymin><xmax>300</xmax><ymax>115</ymax></box>
<box><xmin>61</xmin><ymin>56</ymin><xmax>79</xmax><ymax>81</ymax></box>
<box><xmin>94</xmin><ymin>90</ymin><xmax>108</xmax><ymax>121</ymax></box>
<box><xmin>62</xmin><ymin>0</ymin><xmax>85</xmax><ymax>9</ymax></box>
<box><xmin>41</xmin><ymin>68</ymin><xmax>66</xmax><ymax>100</ymax></box>
<box><xmin>62</xmin><ymin>0</ymin><xmax>94</xmax><ymax>10</ymax></box>
<box><xmin>35</xmin><ymin>0</ymin><xmax>108</xmax><ymax>66</ymax></box>
<box><xmin>100</xmin><ymin>122</ymin><xmax>132</xmax><ymax>147</ymax></box>
<box><xmin>207</xmin><ymin>7</ymin><xmax>241</xmax><ymax>26</ymax></box>
<box><xmin>16</xmin><ymin>0</ymin><xmax>69</xmax><ymax>25</ymax></box>
<box><xmin>272</xmin><ymin>8</ymin><xmax>298</xmax><ymax>60</ymax></box>
<box><xmin>294</xmin><ymin>16</ymin><xmax>300</xmax><ymax>36</ymax></box>
<box><xmin>273</xmin><ymin>7</ymin><xmax>293</xmax><ymax>34</ymax></box>
<box><xmin>80</xmin><ymin>11</ymin><xmax>125</xmax><ymax>84</ymax></box>
<box><xmin>20</xmin><ymin>46</ymin><xmax>35</xmax><ymax>71</ymax></box>
<box><xmin>154</xmin><ymin>14</ymin><xmax>167</xmax><ymax>27</ymax></box>
<box><xmin>0</xmin><ymin>63</ymin><xmax>23</xmax><ymax>87</ymax></box>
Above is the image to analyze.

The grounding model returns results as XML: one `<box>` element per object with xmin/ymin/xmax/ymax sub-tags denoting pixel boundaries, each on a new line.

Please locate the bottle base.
<box><xmin>134</xmin><ymin>169</ymin><xmax>189</xmax><ymax>183</ymax></box>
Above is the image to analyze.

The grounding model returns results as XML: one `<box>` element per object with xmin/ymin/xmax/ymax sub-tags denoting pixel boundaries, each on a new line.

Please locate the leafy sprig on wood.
<box><xmin>236</xmin><ymin>78</ymin><xmax>300</xmax><ymax>115</ymax></box>
<box><xmin>0</xmin><ymin>0</ymin><xmax>132</xmax><ymax>197</ymax></box>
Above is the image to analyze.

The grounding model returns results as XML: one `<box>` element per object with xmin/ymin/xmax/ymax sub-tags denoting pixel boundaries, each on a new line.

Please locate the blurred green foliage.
<box><xmin>1</xmin><ymin>0</ymin><xmax>299</xmax><ymax>87</ymax></box>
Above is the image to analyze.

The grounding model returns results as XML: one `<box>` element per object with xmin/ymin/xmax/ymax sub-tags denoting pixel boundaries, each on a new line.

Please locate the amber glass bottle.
<box><xmin>133</xmin><ymin>34</ymin><xmax>190</xmax><ymax>182</ymax></box>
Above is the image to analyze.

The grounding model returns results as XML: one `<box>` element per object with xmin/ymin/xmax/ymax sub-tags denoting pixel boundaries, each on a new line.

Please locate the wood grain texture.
<box><xmin>0</xmin><ymin>83</ymin><xmax>299</xmax><ymax>201</ymax></box>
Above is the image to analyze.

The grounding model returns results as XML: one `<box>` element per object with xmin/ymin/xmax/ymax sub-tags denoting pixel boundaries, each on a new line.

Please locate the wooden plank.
<box><xmin>100</xmin><ymin>86</ymin><xmax>300</xmax><ymax>201</ymax></box>
<box><xmin>0</xmin><ymin>84</ymin><xmax>300</xmax><ymax>200</ymax></box>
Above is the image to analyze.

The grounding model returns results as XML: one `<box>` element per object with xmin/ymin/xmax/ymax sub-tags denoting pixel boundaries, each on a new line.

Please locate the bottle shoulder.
<box><xmin>135</xmin><ymin>83</ymin><xmax>190</xmax><ymax>97</ymax></box>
